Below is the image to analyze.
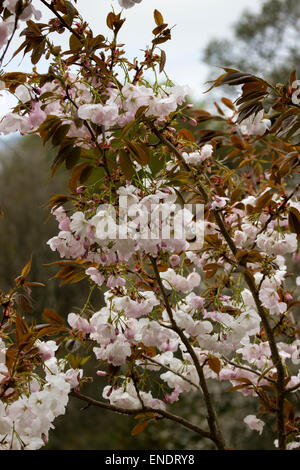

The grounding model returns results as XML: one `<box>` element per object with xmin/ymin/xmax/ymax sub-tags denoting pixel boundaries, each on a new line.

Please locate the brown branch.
<box><xmin>242</xmin><ymin>269</ymin><xmax>286</xmax><ymax>449</ymax></box>
<box><xmin>109</xmin><ymin>32</ymin><xmax>117</xmax><ymax>72</ymax></box>
<box><xmin>141</xmin><ymin>354</ymin><xmax>202</xmax><ymax>392</ymax></box>
<box><xmin>251</xmin><ymin>183</ymin><xmax>300</xmax><ymax>249</ymax></box>
<box><xmin>70</xmin><ymin>390</ymin><xmax>212</xmax><ymax>441</ymax></box>
<box><xmin>149</xmin><ymin>256</ymin><xmax>226</xmax><ymax>450</ymax></box>
<box><xmin>213</xmin><ymin>204</ymin><xmax>286</xmax><ymax>450</ymax></box>
<box><xmin>36</xmin><ymin>3</ymin><xmax>112</xmax><ymax>179</ymax></box>
<box><xmin>214</xmin><ymin>218</ymin><xmax>286</xmax><ymax>449</ymax></box>
<box><xmin>130</xmin><ymin>369</ymin><xmax>145</xmax><ymax>410</ymax></box>
<box><xmin>0</xmin><ymin>14</ymin><xmax>19</xmax><ymax>67</ymax></box>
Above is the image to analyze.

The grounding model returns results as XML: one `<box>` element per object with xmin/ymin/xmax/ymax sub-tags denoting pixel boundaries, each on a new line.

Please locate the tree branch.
<box><xmin>70</xmin><ymin>390</ymin><xmax>212</xmax><ymax>441</ymax></box>
<box><xmin>141</xmin><ymin>354</ymin><xmax>202</xmax><ymax>392</ymax></box>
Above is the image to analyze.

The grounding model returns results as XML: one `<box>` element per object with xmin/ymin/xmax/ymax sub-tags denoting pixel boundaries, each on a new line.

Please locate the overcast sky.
<box><xmin>79</xmin><ymin>0</ymin><xmax>262</xmax><ymax>99</ymax></box>
<box><xmin>0</xmin><ymin>0</ymin><xmax>262</xmax><ymax>116</ymax></box>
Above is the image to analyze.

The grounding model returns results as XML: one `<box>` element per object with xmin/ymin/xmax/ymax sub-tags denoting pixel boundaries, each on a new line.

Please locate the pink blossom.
<box><xmin>165</xmin><ymin>385</ymin><xmax>181</xmax><ymax>403</ymax></box>
<box><xmin>29</xmin><ymin>102</ymin><xmax>47</xmax><ymax>128</ymax></box>
<box><xmin>243</xmin><ymin>415</ymin><xmax>265</xmax><ymax>434</ymax></box>
<box><xmin>85</xmin><ymin>267</ymin><xmax>105</xmax><ymax>286</ymax></box>
<box><xmin>188</xmin><ymin>296</ymin><xmax>204</xmax><ymax>309</ymax></box>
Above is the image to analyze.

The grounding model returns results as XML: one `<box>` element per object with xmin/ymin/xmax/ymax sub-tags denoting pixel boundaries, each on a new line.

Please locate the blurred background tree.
<box><xmin>203</xmin><ymin>0</ymin><xmax>300</xmax><ymax>84</ymax></box>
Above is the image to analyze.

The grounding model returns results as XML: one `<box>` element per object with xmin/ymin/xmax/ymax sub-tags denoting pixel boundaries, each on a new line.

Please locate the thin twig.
<box><xmin>70</xmin><ymin>390</ymin><xmax>212</xmax><ymax>440</ymax></box>
<box><xmin>251</xmin><ymin>183</ymin><xmax>300</xmax><ymax>249</ymax></box>
<box><xmin>285</xmin><ymin>381</ymin><xmax>300</xmax><ymax>394</ymax></box>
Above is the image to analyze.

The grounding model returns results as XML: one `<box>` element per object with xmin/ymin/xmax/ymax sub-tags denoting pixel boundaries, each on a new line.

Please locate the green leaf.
<box><xmin>79</xmin><ymin>164</ymin><xmax>93</xmax><ymax>183</ymax></box>
<box><xmin>65</xmin><ymin>146</ymin><xmax>81</xmax><ymax>170</ymax></box>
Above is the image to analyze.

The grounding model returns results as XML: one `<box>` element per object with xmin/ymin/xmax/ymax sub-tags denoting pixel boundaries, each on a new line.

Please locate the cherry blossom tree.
<box><xmin>0</xmin><ymin>0</ymin><xmax>299</xmax><ymax>450</ymax></box>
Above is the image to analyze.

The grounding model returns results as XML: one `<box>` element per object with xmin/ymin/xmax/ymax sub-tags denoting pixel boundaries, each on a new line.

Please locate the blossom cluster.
<box><xmin>0</xmin><ymin>338</ymin><xmax>81</xmax><ymax>450</ymax></box>
<box><xmin>0</xmin><ymin>76</ymin><xmax>189</xmax><ymax>138</ymax></box>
